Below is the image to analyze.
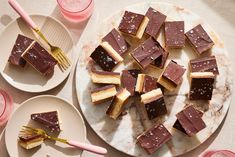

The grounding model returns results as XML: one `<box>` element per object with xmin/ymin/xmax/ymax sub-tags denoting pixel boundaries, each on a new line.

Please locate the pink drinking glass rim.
<box><xmin>0</xmin><ymin>92</ymin><xmax>7</xmax><ymax>118</ymax></box>
<box><xmin>57</xmin><ymin>0</ymin><xmax>93</xmax><ymax>14</ymax></box>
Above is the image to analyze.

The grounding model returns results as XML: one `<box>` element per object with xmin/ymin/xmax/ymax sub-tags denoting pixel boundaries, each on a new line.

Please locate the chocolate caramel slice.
<box><xmin>22</xmin><ymin>42</ymin><xmax>57</xmax><ymax>76</ymax></box>
<box><xmin>118</xmin><ymin>11</ymin><xmax>149</xmax><ymax>39</ymax></box>
<box><xmin>90</xmin><ymin>42</ymin><xmax>123</xmax><ymax>72</ymax></box>
<box><xmin>185</xmin><ymin>24</ymin><xmax>214</xmax><ymax>55</ymax></box>
<box><xmin>165</xmin><ymin>21</ymin><xmax>185</xmax><ymax>48</ymax></box>
<box><xmin>121</xmin><ymin>69</ymin><xmax>140</xmax><ymax>96</ymax></box>
<box><xmin>18</xmin><ymin>133</ymin><xmax>44</xmax><ymax>150</ymax></box>
<box><xmin>8</xmin><ymin>34</ymin><xmax>35</xmax><ymax>67</ymax></box>
<box><xmin>189</xmin><ymin>55</ymin><xmax>219</xmax><ymax>75</ymax></box>
<box><xmin>137</xmin><ymin>123</ymin><xmax>172</xmax><ymax>154</ymax></box>
<box><xmin>141</xmin><ymin>88</ymin><xmax>167</xmax><ymax>120</ymax></box>
<box><xmin>158</xmin><ymin>60</ymin><xmax>186</xmax><ymax>91</ymax></box>
<box><xmin>31</xmin><ymin>111</ymin><xmax>61</xmax><ymax>133</ymax></box>
<box><xmin>174</xmin><ymin>105</ymin><xmax>206</xmax><ymax>136</ymax></box>
<box><xmin>173</xmin><ymin>106</ymin><xmax>203</xmax><ymax>135</ymax></box>
<box><xmin>130</xmin><ymin>37</ymin><xmax>163</xmax><ymax>69</ymax></box>
<box><xmin>106</xmin><ymin>88</ymin><xmax>131</xmax><ymax>119</ymax></box>
<box><xmin>90</xmin><ymin>69</ymin><xmax>120</xmax><ymax>85</ymax></box>
<box><xmin>91</xmin><ymin>85</ymin><xmax>117</xmax><ymax>103</ymax></box>
<box><xmin>145</xmin><ymin>7</ymin><xmax>166</xmax><ymax>38</ymax></box>
<box><xmin>135</xmin><ymin>74</ymin><xmax>158</xmax><ymax>93</ymax></box>
<box><xmin>189</xmin><ymin>72</ymin><xmax>215</xmax><ymax>100</ymax></box>
<box><xmin>102</xmin><ymin>28</ymin><xmax>130</xmax><ymax>56</ymax></box>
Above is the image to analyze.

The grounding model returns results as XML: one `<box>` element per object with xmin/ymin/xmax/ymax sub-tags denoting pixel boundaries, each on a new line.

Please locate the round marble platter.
<box><xmin>75</xmin><ymin>2</ymin><xmax>233</xmax><ymax>157</ymax></box>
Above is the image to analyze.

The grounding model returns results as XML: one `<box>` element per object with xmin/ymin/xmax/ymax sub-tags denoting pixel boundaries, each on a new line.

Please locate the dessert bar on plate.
<box><xmin>185</xmin><ymin>24</ymin><xmax>214</xmax><ymax>55</ymax></box>
<box><xmin>31</xmin><ymin>110</ymin><xmax>61</xmax><ymax>133</ymax></box>
<box><xmin>164</xmin><ymin>21</ymin><xmax>185</xmax><ymax>48</ymax></box>
<box><xmin>173</xmin><ymin>106</ymin><xmax>206</xmax><ymax>136</ymax></box>
<box><xmin>137</xmin><ymin>123</ymin><xmax>172</xmax><ymax>154</ymax></box>
<box><xmin>91</xmin><ymin>85</ymin><xmax>117</xmax><ymax>103</ymax></box>
<box><xmin>158</xmin><ymin>60</ymin><xmax>186</xmax><ymax>91</ymax></box>
<box><xmin>18</xmin><ymin>133</ymin><xmax>44</xmax><ymax>149</ymax></box>
<box><xmin>102</xmin><ymin>28</ymin><xmax>130</xmax><ymax>56</ymax></box>
<box><xmin>140</xmin><ymin>88</ymin><xmax>167</xmax><ymax>120</ymax></box>
<box><xmin>8</xmin><ymin>34</ymin><xmax>34</xmax><ymax>67</ymax></box>
<box><xmin>118</xmin><ymin>11</ymin><xmax>149</xmax><ymax>39</ymax></box>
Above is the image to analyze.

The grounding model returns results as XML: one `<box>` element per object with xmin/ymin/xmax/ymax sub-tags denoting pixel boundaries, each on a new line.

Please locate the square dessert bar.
<box><xmin>174</xmin><ymin>106</ymin><xmax>206</xmax><ymax>136</ymax></box>
<box><xmin>137</xmin><ymin>123</ymin><xmax>172</xmax><ymax>154</ymax></box>
<box><xmin>102</xmin><ymin>28</ymin><xmax>130</xmax><ymax>56</ymax></box>
<box><xmin>173</xmin><ymin>106</ymin><xmax>203</xmax><ymax>135</ymax></box>
<box><xmin>31</xmin><ymin>111</ymin><xmax>61</xmax><ymax>133</ymax></box>
<box><xmin>189</xmin><ymin>55</ymin><xmax>219</xmax><ymax>75</ymax></box>
<box><xmin>22</xmin><ymin>42</ymin><xmax>57</xmax><ymax>76</ymax></box>
<box><xmin>118</xmin><ymin>11</ymin><xmax>149</xmax><ymax>39</ymax></box>
<box><xmin>90</xmin><ymin>69</ymin><xmax>120</xmax><ymax>85</ymax></box>
<box><xmin>189</xmin><ymin>72</ymin><xmax>215</xmax><ymax>100</ymax></box>
<box><xmin>185</xmin><ymin>24</ymin><xmax>214</xmax><ymax>55</ymax></box>
<box><xmin>91</xmin><ymin>85</ymin><xmax>117</xmax><ymax>104</ymax></box>
<box><xmin>121</xmin><ymin>69</ymin><xmax>140</xmax><ymax>96</ymax></box>
<box><xmin>135</xmin><ymin>74</ymin><xmax>158</xmax><ymax>93</ymax></box>
<box><xmin>8</xmin><ymin>34</ymin><xmax>35</xmax><ymax>67</ymax></box>
<box><xmin>165</xmin><ymin>21</ymin><xmax>185</xmax><ymax>48</ymax></box>
<box><xmin>18</xmin><ymin>133</ymin><xmax>44</xmax><ymax>149</ymax></box>
<box><xmin>90</xmin><ymin>42</ymin><xmax>123</xmax><ymax>72</ymax></box>
<box><xmin>158</xmin><ymin>60</ymin><xmax>186</xmax><ymax>91</ymax></box>
<box><xmin>145</xmin><ymin>7</ymin><xmax>167</xmax><ymax>38</ymax></box>
<box><xmin>141</xmin><ymin>88</ymin><xmax>167</xmax><ymax>120</ymax></box>
<box><xmin>130</xmin><ymin>37</ymin><xmax>163</xmax><ymax>69</ymax></box>
<box><xmin>106</xmin><ymin>88</ymin><xmax>131</xmax><ymax>119</ymax></box>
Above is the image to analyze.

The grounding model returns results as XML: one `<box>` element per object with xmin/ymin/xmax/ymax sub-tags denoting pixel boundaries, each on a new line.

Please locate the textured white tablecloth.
<box><xmin>0</xmin><ymin>0</ymin><xmax>235</xmax><ymax>156</ymax></box>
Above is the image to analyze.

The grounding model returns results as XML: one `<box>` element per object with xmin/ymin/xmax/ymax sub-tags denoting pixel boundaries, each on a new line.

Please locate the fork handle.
<box><xmin>8</xmin><ymin>0</ymin><xmax>38</xmax><ymax>30</ymax></box>
<box><xmin>68</xmin><ymin>140</ymin><xmax>107</xmax><ymax>155</ymax></box>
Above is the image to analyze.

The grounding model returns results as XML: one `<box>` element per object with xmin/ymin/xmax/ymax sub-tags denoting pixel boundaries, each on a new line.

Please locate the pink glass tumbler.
<box><xmin>57</xmin><ymin>0</ymin><xmax>94</xmax><ymax>22</ymax></box>
<box><xmin>0</xmin><ymin>90</ymin><xmax>13</xmax><ymax>126</ymax></box>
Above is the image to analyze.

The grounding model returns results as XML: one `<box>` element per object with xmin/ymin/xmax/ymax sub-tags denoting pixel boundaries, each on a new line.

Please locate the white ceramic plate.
<box><xmin>75</xmin><ymin>2</ymin><xmax>233</xmax><ymax>157</ymax></box>
<box><xmin>5</xmin><ymin>95</ymin><xmax>86</xmax><ymax>157</ymax></box>
<box><xmin>0</xmin><ymin>15</ymin><xmax>74</xmax><ymax>93</ymax></box>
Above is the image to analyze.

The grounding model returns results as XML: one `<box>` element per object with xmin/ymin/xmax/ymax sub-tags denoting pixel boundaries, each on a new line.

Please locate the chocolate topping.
<box><xmin>121</xmin><ymin>70</ymin><xmax>140</xmax><ymax>96</ymax></box>
<box><xmin>145</xmin><ymin>96</ymin><xmax>167</xmax><ymax>120</ymax></box>
<box><xmin>22</xmin><ymin>42</ymin><xmax>57</xmax><ymax>76</ymax></box>
<box><xmin>162</xmin><ymin>60</ymin><xmax>186</xmax><ymax>86</ymax></box>
<box><xmin>175</xmin><ymin>106</ymin><xmax>206</xmax><ymax>136</ymax></box>
<box><xmin>102</xmin><ymin>28</ymin><xmax>130</xmax><ymax>56</ymax></box>
<box><xmin>131</xmin><ymin>37</ymin><xmax>163</xmax><ymax>69</ymax></box>
<box><xmin>145</xmin><ymin>7</ymin><xmax>166</xmax><ymax>38</ymax></box>
<box><xmin>185</xmin><ymin>24</ymin><xmax>214</xmax><ymax>54</ymax></box>
<box><xmin>31</xmin><ymin>111</ymin><xmax>61</xmax><ymax>132</ymax></box>
<box><xmin>118</xmin><ymin>11</ymin><xmax>145</xmax><ymax>35</ymax></box>
<box><xmin>190</xmin><ymin>56</ymin><xmax>219</xmax><ymax>74</ymax></box>
<box><xmin>90</xmin><ymin>46</ymin><xmax>118</xmax><ymax>71</ymax></box>
<box><xmin>142</xmin><ymin>75</ymin><xmax>157</xmax><ymax>93</ymax></box>
<box><xmin>189</xmin><ymin>75</ymin><xmax>215</xmax><ymax>100</ymax></box>
<box><xmin>8</xmin><ymin>34</ymin><xmax>34</xmax><ymax>67</ymax></box>
<box><xmin>165</xmin><ymin>21</ymin><xmax>185</xmax><ymax>48</ymax></box>
<box><xmin>137</xmin><ymin>123</ymin><xmax>172</xmax><ymax>154</ymax></box>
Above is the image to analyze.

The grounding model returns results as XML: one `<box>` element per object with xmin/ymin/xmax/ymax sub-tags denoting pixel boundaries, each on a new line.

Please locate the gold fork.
<box><xmin>20</xmin><ymin>126</ymin><xmax>107</xmax><ymax>155</ymax></box>
<box><xmin>8</xmin><ymin>0</ymin><xmax>71</xmax><ymax>71</ymax></box>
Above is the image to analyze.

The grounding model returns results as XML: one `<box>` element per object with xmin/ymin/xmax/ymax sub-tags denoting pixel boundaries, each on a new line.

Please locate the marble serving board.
<box><xmin>75</xmin><ymin>2</ymin><xmax>233</xmax><ymax>157</ymax></box>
